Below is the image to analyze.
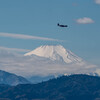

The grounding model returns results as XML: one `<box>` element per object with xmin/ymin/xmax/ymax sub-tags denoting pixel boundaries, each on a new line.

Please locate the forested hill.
<box><xmin>0</xmin><ymin>74</ymin><xmax>100</xmax><ymax>100</ymax></box>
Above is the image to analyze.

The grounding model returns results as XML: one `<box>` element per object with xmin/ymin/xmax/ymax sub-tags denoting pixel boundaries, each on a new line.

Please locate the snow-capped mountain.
<box><xmin>25</xmin><ymin>45</ymin><xmax>82</xmax><ymax>63</ymax></box>
<box><xmin>24</xmin><ymin>45</ymin><xmax>99</xmax><ymax>76</ymax></box>
<box><xmin>0</xmin><ymin>45</ymin><xmax>99</xmax><ymax>79</ymax></box>
<box><xmin>24</xmin><ymin>45</ymin><xmax>100</xmax><ymax>83</ymax></box>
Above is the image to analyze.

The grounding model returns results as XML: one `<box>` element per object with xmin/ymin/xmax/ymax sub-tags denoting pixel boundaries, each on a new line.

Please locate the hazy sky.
<box><xmin>0</xmin><ymin>0</ymin><xmax>100</xmax><ymax>66</ymax></box>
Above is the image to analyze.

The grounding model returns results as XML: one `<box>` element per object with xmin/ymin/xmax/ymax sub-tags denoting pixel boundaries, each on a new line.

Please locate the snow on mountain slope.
<box><xmin>23</xmin><ymin>45</ymin><xmax>99</xmax><ymax>76</ymax></box>
<box><xmin>24</xmin><ymin>45</ymin><xmax>82</xmax><ymax>63</ymax></box>
<box><xmin>0</xmin><ymin>45</ymin><xmax>99</xmax><ymax>77</ymax></box>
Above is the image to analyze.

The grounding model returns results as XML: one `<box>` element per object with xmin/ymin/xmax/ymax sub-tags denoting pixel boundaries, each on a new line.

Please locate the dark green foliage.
<box><xmin>0</xmin><ymin>84</ymin><xmax>11</xmax><ymax>93</ymax></box>
<box><xmin>0</xmin><ymin>74</ymin><xmax>100</xmax><ymax>100</ymax></box>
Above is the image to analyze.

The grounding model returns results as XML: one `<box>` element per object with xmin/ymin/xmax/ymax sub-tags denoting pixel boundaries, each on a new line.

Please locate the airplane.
<box><xmin>57</xmin><ymin>23</ymin><xmax>68</xmax><ymax>27</ymax></box>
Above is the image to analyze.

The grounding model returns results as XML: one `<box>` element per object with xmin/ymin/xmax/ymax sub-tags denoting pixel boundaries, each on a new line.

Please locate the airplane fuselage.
<box><xmin>57</xmin><ymin>23</ymin><xmax>68</xmax><ymax>27</ymax></box>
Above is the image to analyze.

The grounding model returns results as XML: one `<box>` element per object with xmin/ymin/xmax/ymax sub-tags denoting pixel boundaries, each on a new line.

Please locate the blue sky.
<box><xmin>0</xmin><ymin>0</ymin><xmax>100</xmax><ymax>66</ymax></box>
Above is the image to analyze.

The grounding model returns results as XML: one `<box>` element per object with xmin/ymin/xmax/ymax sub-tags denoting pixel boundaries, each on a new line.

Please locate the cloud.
<box><xmin>0</xmin><ymin>46</ymin><xmax>31</xmax><ymax>52</ymax></box>
<box><xmin>0</xmin><ymin>48</ymin><xmax>98</xmax><ymax>77</ymax></box>
<box><xmin>76</xmin><ymin>17</ymin><xmax>94</xmax><ymax>24</ymax></box>
<box><xmin>95</xmin><ymin>0</ymin><xmax>100</xmax><ymax>4</ymax></box>
<box><xmin>0</xmin><ymin>32</ymin><xmax>60</xmax><ymax>42</ymax></box>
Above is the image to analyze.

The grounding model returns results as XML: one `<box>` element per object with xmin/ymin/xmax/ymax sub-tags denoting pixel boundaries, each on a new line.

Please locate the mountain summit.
<box><xmin>24</xmin><ymin>45</ymin><xmax>98</xmax><ymax>76</ymax></box>
<box><xmin>25</xmin><ymin>45</ymin><xmax>82</xmax><ymax>63</ymax></box>
<box><xmin>0</xmin><ymin>45</ymin><xmax>98</xmax><ymax>77</ymax></box>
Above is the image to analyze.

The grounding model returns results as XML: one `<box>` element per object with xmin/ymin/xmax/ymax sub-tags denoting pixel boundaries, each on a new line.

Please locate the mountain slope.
<box><xmin>0</xmin><ymin>70</ymin><xmax>30</xmax><ymax>86</ymax></box>
<box><xmin>24</xmin><ymin>45</ymin><xmax>98</xmax><ymax>76</ymax></box>
<box><xmin>25</xmin><ymin>45</ymin><xmax>82</xmax><ymax>63</ymax></box>
<box><xmin>0</xmin><ymin>84</ymin><xmax>11</xmax><ymax>93</ymax></box>
<box><xmin>0</xmin><ymin>75</ymin><xmax>100</xmax><ymax>100</ymax></box>
<box><xmin>0</xmin><ymin>45</ymin><xmax>99</xmax><ymax>78</ymax></box>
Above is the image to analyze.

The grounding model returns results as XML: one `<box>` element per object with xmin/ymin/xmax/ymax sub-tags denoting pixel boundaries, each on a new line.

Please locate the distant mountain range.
<box><xmin>0</xmin><ymin>45</ymin><xmax>100</xmax><ymax>83</ymax></box>
<box><xmin>0</xmin><ymin>74</ymin><xmax>100</xmax><ymax>100</ymax></box>
<box><xmin>24</xmin><ymin>45</ymin><xmax>99</xmax><ymax>83</ymax></box>
<box><xmin>24</xmin><ymin>45</ymin><xmax>98</xmax><ymax>75</ymax></box>
<box><xmin>0</xmin><ymin>70</ymin><xmax>30</xmax><ymax>86</ymax></box>
<box><xmin>28</xmin><ymin>75</ymin><xmax>55</xmax><ymax>83</ymax></box>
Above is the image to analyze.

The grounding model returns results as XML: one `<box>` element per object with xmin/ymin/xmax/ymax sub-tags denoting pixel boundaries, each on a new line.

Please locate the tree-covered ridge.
<box><xmin>0</xmin><ymin>74</ymin><xmax>100</xmax><ymax>100</ymax></box>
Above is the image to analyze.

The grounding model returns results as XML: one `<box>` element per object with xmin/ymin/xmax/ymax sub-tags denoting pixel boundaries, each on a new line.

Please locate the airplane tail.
<box><xmin>57</xmin><ymin>23</ymin><xmax>59</xmax><ymax>26</ymax></box>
